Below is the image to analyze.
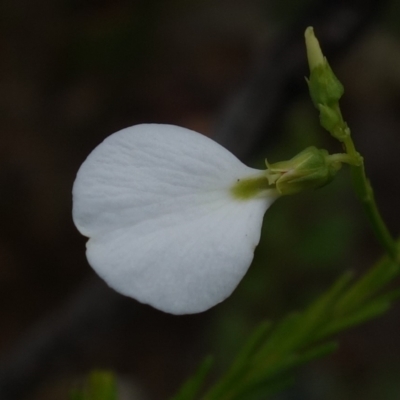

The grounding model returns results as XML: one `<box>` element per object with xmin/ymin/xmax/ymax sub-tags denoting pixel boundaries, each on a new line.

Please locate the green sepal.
<box><xmin>307</xmin><ymin>60</ymin><xmax>344</xmax><ymax>108</ymax></box>
<box><xmin>265</xmin><ymin>147</ymin><xmax>341</xmax><ymax>195</ymax></box>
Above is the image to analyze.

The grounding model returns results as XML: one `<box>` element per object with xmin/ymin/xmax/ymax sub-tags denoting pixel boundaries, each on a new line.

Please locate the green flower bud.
<box><xmin>305</xmin><ymin>27</ymin><xmax>344</xmax><ymax>107</ymax></box>
<box><xmin>265</xmin><ymin>147</ymin><xmax>342</xmax><ymax>195</ymax></box>
<box><xmin>305</xmin><ymin>26</ymin><xmax>324</xmax><ymax>70</ymax></box>
<box><xmin>308</xmin><ymin>63</ymin><xmax>344</xmax><ymax>107</ymax></box>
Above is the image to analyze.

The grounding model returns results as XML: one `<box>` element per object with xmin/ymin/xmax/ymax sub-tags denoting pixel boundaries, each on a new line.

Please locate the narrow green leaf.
<box><xmin>231</xmin><ymin>321</ymin><xmax>272</xmax><ymax>367</ymax></box>
<box><xmin>253</xmin><ymin>272</ymin><xmax>351</xmax><ymax>362</ymax></box>
<box><xmin>292</xmin><ymin>341</ymin><xmax>338</xmax><ymax>367</ymax></box>
<box><xmin>335</xmin><ymin>258</ymin><xmax>399</xmax><ymax>313</ymax></box>
<box><xmin>201</xmin><ymin>322</ymin><xmax>271</xmax><ymax>400</ymax></box>
<box><xmin>228</xmin><ymin>342</ymin><xmax>336</xmax><ymax>400</ymax></box>
<box><xmin>251</xmin><ymin>341</ymin><xmax>337</xmax><ymax>384</ymax></box>
<box><xmin>317</xmin><ymin>298</ymin><xmax>391</xmax><ymax>340</ymax></box>
<box><xmin>171</xmin><ymin>356</ymin><xmax>213</xmax><ymax>400</ymax></box>
<box><xmin>285</xmin><ymin>271</ymin><xmax>353</xmax><ymax>348</ymax></box>
<box><xmin>254</xmin><ymin>313</ymin><xmax>302</xmax><ymax>357</ymax></box>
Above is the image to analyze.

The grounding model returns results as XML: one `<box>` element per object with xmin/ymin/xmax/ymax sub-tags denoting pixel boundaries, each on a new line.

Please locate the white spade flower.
<box><xmin>72</xmin><ymin>124</ymin><xmax>277</xmax><ymax>314</ymax></box>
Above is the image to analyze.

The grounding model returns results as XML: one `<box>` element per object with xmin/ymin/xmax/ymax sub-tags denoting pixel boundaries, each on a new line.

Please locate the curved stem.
<box><xmin>305</xmin><ymin>26</ymin><xmax>398</xmax><ymax>262</ymax></box>
<box><xmin>342</xmin><ymin>135</ymin><xmax>398</xmax><ymax>261</ymax></box>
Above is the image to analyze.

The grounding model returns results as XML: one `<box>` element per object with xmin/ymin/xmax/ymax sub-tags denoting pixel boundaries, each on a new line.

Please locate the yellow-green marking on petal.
<box><xmin>230</xmin><ymin>174</ymin><xmax>272</xmax><ymax>200</ymax></box>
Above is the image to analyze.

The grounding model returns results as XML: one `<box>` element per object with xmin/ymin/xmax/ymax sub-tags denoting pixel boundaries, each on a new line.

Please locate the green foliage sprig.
<box><xmin>168</xmin><ymin>251</ymin><xmax>400</xmax><ymax>400</ymax></box>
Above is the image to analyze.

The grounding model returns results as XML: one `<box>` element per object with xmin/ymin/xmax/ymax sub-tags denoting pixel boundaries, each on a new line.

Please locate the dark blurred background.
<box><xmin>2</xmin><ymin>0</ymin><xmax>400</xmax><ymax>399</ymax></box>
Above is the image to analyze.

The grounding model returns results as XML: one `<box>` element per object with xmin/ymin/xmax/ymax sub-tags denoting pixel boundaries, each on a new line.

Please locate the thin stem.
<box><xmin>305</xmin><ymin>27</ymin><xmax>398</xmax><ymax>261</ymax></box>
<box><xmin>344</xmin><ymin>144</ymin><xmax>397</xmax><ymax>261</ymax></box>
<box><xmin>345</xmin><ymin>142</ymin><xmax>398</xmax><ymax>261</ymax></box>
<box><xmin>329</xmin><ymin>106</ymin><xmax>397</xmax><ymax>261</ymax></box>
<box><xmin>326</xmin><ymin>153</ymin><xmax>358</xmax><ymax>166</ymax></box>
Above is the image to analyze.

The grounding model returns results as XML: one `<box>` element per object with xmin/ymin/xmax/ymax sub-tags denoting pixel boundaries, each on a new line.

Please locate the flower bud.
<box><xmin>265</xmin><ymin>147</ymin><xmax>341</xmax><ymax>195</ymax></box>
<box><xmin>318</xmin><ymin>104</ymin><xmax>349</xmax><ymax>141</ymax></box>
<box><xmin>305</xmin><ymin>26</ymin><xmax>324</xmax><ymax>70</ymax></box>
<box><xmin>305</xmin><ymin>27</ymin><xmax>344</xmax><ymax>107</ymax></box>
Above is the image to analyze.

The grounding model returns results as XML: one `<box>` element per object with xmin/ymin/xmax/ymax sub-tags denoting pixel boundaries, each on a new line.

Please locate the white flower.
<box><xmin>72</xmin><ymin>124</ymin><xmax>276</xmax><ymax>314</ymax></box>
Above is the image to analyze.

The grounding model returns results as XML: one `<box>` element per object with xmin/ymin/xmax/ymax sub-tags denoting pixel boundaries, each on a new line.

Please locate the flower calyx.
<box><xmin>265</xmin><ymin>146</ymin><xmax>343</xmax><ymax>195</ymax></box>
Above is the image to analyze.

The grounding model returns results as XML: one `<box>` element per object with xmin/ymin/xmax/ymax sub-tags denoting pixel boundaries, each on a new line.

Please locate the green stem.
<box><xmin>306</xmin><ymin>28</ymin><xmax>398</xmax><ymax>261</ymax></box>
<box><xmin>342</xmin><ymin>135</ymin><xmax>398</xmax><ymax>262</ymax></box>
<box><xmin>327</xmin><ymin>103</ymin><xmax>398</xmax><ymax>261</ymax></box>
<box><xmin>326</xmin><ymin>153</ymin><xmax>358</xmax><ymax>166</ymax></box>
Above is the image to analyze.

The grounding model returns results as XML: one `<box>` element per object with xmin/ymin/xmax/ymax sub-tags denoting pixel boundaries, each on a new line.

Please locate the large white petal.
<box><xmin>72</xmin><ymin>124</ymin><xmax>274</xmax><ymax>314</ymax></box>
